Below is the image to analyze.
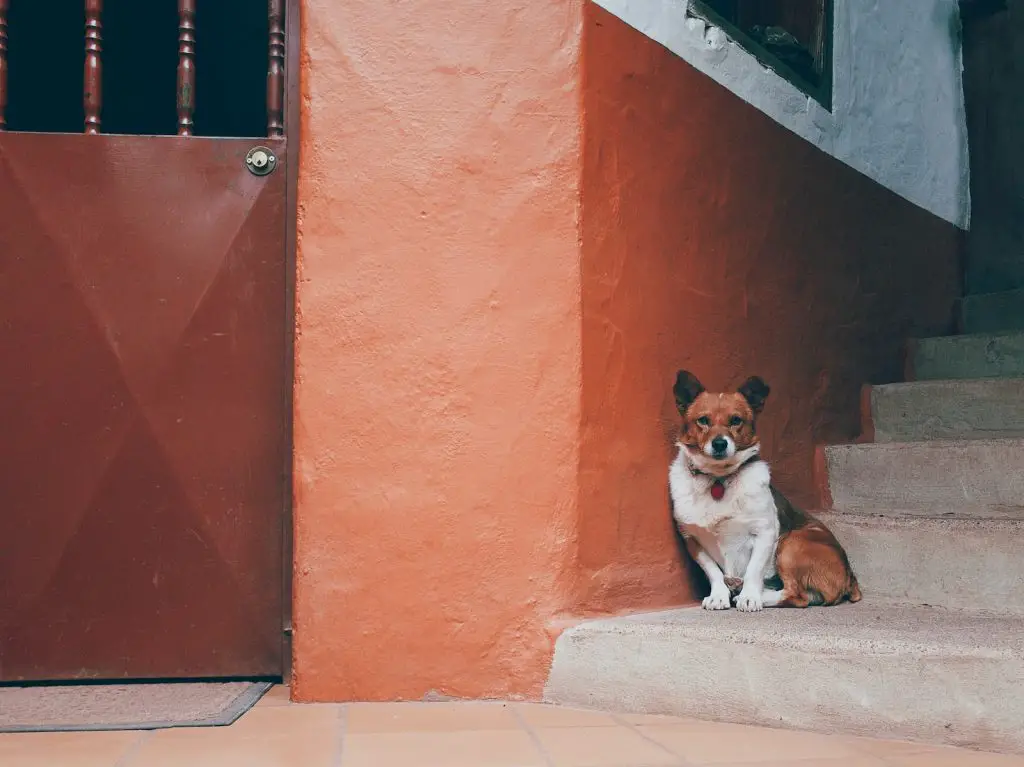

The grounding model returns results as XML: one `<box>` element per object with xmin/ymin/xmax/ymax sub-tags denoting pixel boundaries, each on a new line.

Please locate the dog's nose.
<box><xmin>711</xmin><ymin>436</ymin><xmax>728</xmax><ymax>454</ymax></box>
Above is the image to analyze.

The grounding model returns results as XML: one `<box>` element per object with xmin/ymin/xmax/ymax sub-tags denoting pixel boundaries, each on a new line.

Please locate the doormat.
<box><xmin>0</xmin><ymin>680</ymin><xmax>273</xmax><ymax>733</ymax></box>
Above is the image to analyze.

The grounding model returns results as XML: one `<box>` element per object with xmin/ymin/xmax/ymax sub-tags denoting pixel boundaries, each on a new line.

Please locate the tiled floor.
<box><xmin>1</xmin><ymin>686</ymin><xmax>1022</xmax><ymax>766</ymax></box>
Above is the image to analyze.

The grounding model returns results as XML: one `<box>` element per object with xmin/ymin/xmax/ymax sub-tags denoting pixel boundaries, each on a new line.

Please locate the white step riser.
<box><xmin>820</xmin><ymin>512</ymin><xmax>1024</xmax><ymax>615</ymax></box>
<box><xmin>911</xmin><ymin>332</ymin><xmax>1024</xmax><ymax>381</ymax></box>
<box><xmin>869</xmin><ymin>379</ymin><xmax>1024</xmax><ymax>442</ymax></box>
<box><xmin>824</xmin><ymin>440</ymin><xmax>1024</xmax><ymax>511</ymax></box>
<box><xmin>961</xmin><ymin>289</ymin><xmax>1024</xmax><ymax>334</ymax></box>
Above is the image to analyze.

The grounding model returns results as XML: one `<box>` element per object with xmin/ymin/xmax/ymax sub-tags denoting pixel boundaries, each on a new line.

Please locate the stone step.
<box><xmin>909</xmin><ymin>331</ymin><xmax>1024</xmax><ymax>381</ymax></box>
<box><xmin>817</xmin><ymin>510</ymin><xmax>1024</xmax><ymax>614</ymax></box>
<box><xmin>822</xmin><ymin>439</ymin><xmax>1024</xmax><ymax>512</ymax></box>
<box><xmin>545</xmin><ymin>604</ymin><xmax>1024</xmax><ymax>753</ymax></box>
<box><xmin>867</xmin><ymin>378</ymin><xmax>1024</xmax><ymax>442</ymax></box>
<box><xmin>961</xmin><ymin>288</ymin><xmax>1024</xmax><ymax>334</ymax></box>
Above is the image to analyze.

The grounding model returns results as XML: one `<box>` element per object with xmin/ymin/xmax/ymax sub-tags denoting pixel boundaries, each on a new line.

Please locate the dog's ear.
<box><xmin>673</xmin><ymin>370</ymin><xmax>705</xmax><ymax>415</ymax></box>
<box><xmin>738</xmin><ymin>376</ymin><xmax>770</xmax><ymax>415</ymax></box>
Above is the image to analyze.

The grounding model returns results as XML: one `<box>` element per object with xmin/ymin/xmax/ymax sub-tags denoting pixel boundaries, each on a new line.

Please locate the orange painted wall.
<box><xmin>293</xmin><ymin>0</ymin><xmax>964</xmax><ymax>700</ymax></box>
<box><xmin>574</xmin><ymin>4</ymin><xmax>963</xmax><ymax>611</ymax></box>
<box><xmin>292</xmin><ymin>0</ymin><xmax>584</xmax><ymax>701</ymax></box>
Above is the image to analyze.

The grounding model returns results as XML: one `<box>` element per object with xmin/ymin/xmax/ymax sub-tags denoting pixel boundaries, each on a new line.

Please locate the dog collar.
<box><xmin>688</xmin><ymin>454</ymin><xmax>761</xmax><ymax>501</ymax></box>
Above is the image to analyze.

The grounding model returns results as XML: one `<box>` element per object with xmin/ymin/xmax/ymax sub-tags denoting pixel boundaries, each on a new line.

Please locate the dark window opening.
<box><xmin>5</xmin><ymin>0</ymin><xmax>269</xmax><ymax>137</ymax></box>
<box><xmin>689</xmin><ymin>0</ymin><xmax>833</xmax><ymax>109</ymax></box>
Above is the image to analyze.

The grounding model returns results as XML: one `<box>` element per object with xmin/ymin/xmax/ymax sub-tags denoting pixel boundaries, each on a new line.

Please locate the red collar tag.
<box><xmin>710</xmin><ymin>480</ymin><xmax>726</xmax><ymax>501</ymax></box>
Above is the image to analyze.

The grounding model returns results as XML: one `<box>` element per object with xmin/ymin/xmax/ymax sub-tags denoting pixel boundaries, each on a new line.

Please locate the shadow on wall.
<box><xmin>962</xmin><ymin>0</ymin><xmax>1024</xmax><ymax>292</ymax></box>
<box><xmin>573</xmin><ymin>3</ymin><xmax>963</xmax><ymax>615</ymax></box>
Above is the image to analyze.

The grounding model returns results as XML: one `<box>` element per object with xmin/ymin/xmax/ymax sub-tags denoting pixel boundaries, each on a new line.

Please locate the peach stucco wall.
<box><xmin>575</xmin><ymin>4</ymin><xmax>963</xmax><ymax>610</ymax></box>
<box><xmin>293</xmin><ymin>0</ymin><xmax>584</xmax><ymax>700</ymax></box>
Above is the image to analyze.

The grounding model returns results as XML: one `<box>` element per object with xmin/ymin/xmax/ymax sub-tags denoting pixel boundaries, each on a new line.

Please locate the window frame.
<box><xmin>688</xmin><ymin>0</ymin><xmax>834</xmax><ymax>110</ymax></box>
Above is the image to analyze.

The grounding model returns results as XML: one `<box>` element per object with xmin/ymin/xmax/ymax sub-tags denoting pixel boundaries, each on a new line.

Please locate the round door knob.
<box><xmin>245</xmin><ymin>146</ymin><xmax>278</xmax><ymax>176</ymax></box>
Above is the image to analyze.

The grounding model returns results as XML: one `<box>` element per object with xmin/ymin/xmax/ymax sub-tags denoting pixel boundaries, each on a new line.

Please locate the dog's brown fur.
<box><xmin>772</xmin><ymin>487</ymin><xmax>862</xmax><ymax>607</ymax></box>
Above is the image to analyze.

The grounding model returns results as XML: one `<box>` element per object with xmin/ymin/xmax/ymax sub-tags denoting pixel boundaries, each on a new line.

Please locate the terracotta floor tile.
<box><xmin>534</xmin><ymin>725</ymin><xmax>679</xmax><ymax>766</ymax></box>
<box><xmin>6</xmin><ymin>700</ymin><xmax>1020</xmax><ymax>767</ymax></box>
<box><xmin>886</xmin><ymin>751</ymin><xmax>1024</xmax><ymax>766</ymax></box>
<box><xmin>254</xmin><ymin>684</ymin><xmax>293</xmax><ymax>708</ymax></box>
<box><xmin>346</xmin><ymin>702</ymin><xmax>520</xmax><ymax>733</ymax></box>
<box><xmin>616</xmin><ymin>712</ymin><xmax>705</xmax><ymax>726</ymax></box>
<box><xmin>0</xmin><ymin>731</ymin><xmax>141</xmax><ymax>767</ymax></box>
<box><xmin>638</xmin><ymin>721</ymin><xmax>863</xmax><ymax>764</ymax></box>
<box><xmin>128</xmin><ymin>704</ymin><xmax>340</xmax><ymax>767</ymax></box>
<box><xmin>836</xmin><ymin>734</ymin><xmax>945</xmax><ymax>757</ymax></box>
<box><xmin>515</xmin><ymin>703</ymin><xmax>619</xmax><ymax>728</ymax></box>
<box><xmin>341</xmin><ymin>729</ymin><xmax>545</xmax><ymax>767</ymax></box>
<box><xmin>710</xmin><ymin>760</ymin><xmax>885</xmax><ymax>767</ymax></box>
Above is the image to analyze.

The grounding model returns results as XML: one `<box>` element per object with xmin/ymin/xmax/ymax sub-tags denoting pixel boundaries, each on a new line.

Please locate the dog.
<box><xmin>669</xmin><ymin>370</ymin><xmax>861</xmax><ymax>611</ymax></box>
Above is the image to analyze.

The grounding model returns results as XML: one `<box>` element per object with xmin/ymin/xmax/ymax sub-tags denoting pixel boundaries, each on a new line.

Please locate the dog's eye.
<box><xmin>729</xmin><ymin>415</ymin><xmax>744</xmax><ymax>427</ymax></box>
<box><xmin>696</xmin><ymin>416</ymin><xmax>711</xmax><ymax>427</ymax></box>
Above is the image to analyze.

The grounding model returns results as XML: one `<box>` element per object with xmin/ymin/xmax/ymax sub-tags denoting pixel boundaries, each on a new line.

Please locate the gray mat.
<box><xmin>0</xmin><ymin>681</ymin><xmax>272</xmax><ymax>733</ymax></box>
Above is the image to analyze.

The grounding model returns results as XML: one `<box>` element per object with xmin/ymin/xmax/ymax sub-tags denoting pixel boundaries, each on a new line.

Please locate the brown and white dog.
<box><xmin>669</xmin><ymin>370</ymin><xmax>861</xmax><ymax>611</ymax></box>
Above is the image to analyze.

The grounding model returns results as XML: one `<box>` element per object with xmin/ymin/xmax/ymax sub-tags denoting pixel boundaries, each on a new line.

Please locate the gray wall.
<box><xmin>964</xmin><ymin>0</ymin><xmax>1024</xmax><ymax>293</ymax></box>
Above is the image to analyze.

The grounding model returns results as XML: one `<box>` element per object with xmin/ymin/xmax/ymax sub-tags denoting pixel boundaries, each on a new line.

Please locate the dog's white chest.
<box><xmin>669</xmin><ymin>452</ymin><xmax>779</xmax><ymax>579</ymax></box>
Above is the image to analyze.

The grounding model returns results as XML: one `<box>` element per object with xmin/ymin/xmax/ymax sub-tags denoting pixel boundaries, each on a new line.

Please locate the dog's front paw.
<box><xmin>702</xmin><ymin>587</ymin><xmax>732</xmax><ymax>611</ymax></box>
<box><xmin>735</xmin><ymin>589</ymin><xmax>764</xmax><ymax>612</ymax></box>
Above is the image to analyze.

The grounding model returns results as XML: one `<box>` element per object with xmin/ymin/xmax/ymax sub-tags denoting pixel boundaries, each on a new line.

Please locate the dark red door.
<box><xmin>0</xmin><ymin>1</ymin><xmax>291</xmax><ymax>681</ymax></box>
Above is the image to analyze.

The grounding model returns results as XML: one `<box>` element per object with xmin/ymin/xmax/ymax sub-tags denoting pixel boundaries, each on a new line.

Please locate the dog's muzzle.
<box><xmin>708</xmin><ymin>435</ymin><xmax>732</xmax><ymax>460</ymax></box>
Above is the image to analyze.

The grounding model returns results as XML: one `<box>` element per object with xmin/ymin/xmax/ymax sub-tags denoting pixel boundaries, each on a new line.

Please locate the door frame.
<box><xmin>281</xmin><ymin>0</ymin><xmax>302</xmax><ymax>685</ymax></box>
<box><xmin>0</xmin><ymin>0</ymin><xmax>303</xmax><ymax>683</ymax></box>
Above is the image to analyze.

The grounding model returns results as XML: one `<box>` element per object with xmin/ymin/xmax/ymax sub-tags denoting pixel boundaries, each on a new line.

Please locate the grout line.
<box><xmin>508</xmin><ymin>703</ymin><xmax>555</xmax><ymax>767</ymax></box>
<box><xmin>609</xmin><ymin>712</ymin><xmax>693</xmax><ymax>766</ymax></box>
<box><xmin>332</xmin><ymin>704</ymin><xmax>348</xmax><ymax>767</ymax></box>
<box><xmin>113</xmin><ymin>728</ymin><xmax>154</xmax><ymax>767</ymax></box>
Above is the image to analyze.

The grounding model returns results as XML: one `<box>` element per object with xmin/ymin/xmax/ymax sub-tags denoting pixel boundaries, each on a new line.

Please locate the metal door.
<box><xmin>0</xmin><ymin>0</ymin><xmax>292</xmax><ymax>680</ymax></box>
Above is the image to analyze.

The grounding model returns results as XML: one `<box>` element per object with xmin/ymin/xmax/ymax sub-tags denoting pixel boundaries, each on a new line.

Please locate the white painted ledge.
<box><xmin>593</xmin><ymin>0</ymin><xmax>970</xmax><ymax>229</ymax></box>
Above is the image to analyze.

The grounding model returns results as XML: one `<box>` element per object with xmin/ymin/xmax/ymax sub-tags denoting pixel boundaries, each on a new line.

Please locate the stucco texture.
<box><xmin>575</xmin><ymin>4</ymin><xmax>964</xmax><ymax>611</ymax></box>
<box><xmin>293</xmin><ymin>0</ymin><xmax>584</xmax><ymax>701</ymax></box>
<box><xmin>294</xmin><ymin>0</ymin><xmax>964</xmax><ymax>700</ymax></box>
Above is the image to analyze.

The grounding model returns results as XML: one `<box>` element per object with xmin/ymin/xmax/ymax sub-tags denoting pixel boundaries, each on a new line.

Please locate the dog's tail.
<box><xmin>847</xmin><ymin>575</ymin><xmax>862</xmax><ymax>603</ymax></box>
<box><xmin>806</xmin><ymin>588</ymin><xmax>825</xmax><ymax>607</ymax></box>
<box><xmin>818</xmin><ymin>574</ymin><xmax>861</xmax><ymax>606</ymax></box>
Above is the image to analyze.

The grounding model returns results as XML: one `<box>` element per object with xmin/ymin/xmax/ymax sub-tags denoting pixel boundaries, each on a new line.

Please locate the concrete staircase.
<box><xmin>960</xmin><ymin>288</ymin><xmax>1024</xmax><ymax>333</ymax></box>
<box><xmin>545</xmin><ymin>319</ymin><xmax>1024</xmax><ymax>753</ymax></box>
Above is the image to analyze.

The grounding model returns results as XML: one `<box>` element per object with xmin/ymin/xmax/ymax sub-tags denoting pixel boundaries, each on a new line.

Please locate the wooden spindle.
<box><xmin>177</xmin><ymin>0</ymin><xmax>197</xmax><ymax>135</ymax></box>
<box><xmin>267</xmin><ymin>0</ymin><xmax>285</xmax><ymax>138</ymax></box>
<box><xmin>0</xmin><ymin>0</ymin><xmax>9</xmax><ymax>131</ymax></box>
<box><xmin>811</xmin><ymin>0</ymin><xmax>827</xmax><ymax>78</ymax></box>
<box><xmin>84</xmin><ymin>0</ymin><xmax>103</xmax><ymax>134</ymax></box>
